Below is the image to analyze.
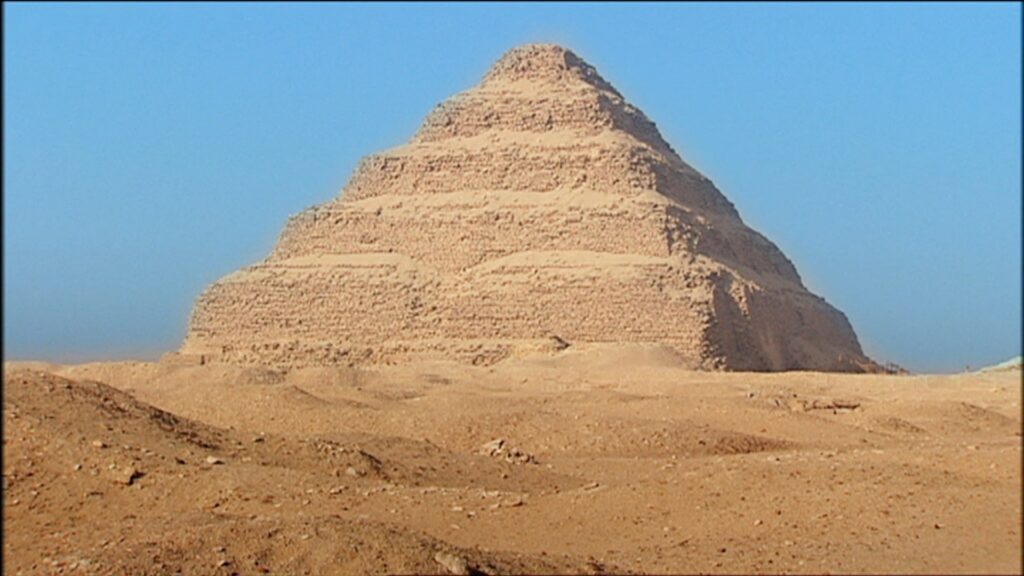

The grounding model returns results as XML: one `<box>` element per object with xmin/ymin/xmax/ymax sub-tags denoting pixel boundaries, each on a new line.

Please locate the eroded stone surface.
<box><xmin>179</xmin><ymin>44</ymin><xmax>875</xmax><ymax>372</ymax></box>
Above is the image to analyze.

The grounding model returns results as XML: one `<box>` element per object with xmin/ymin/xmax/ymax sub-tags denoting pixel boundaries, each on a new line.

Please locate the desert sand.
<box><xmin>4</xmin><ymin>351</ymin><xmax>1021</xmax><ymax>574</ymax></box>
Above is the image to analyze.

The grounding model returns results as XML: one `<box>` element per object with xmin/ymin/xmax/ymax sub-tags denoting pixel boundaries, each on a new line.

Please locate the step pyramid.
<box><xmin>179</xmin><ymin>44</ymin><xmax>875</xmax><ymax>372</ymax></box>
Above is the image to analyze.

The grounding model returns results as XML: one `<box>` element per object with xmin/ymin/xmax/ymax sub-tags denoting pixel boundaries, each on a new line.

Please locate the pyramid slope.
<box><xmin>180</xmin><ymin>44</ymin><xmax>875</xmax><ymax>372</ymax></box>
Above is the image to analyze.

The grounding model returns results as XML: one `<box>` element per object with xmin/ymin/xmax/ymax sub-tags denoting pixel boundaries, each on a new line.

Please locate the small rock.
<box><xmin>345</xmin><ymin>466</ymin><xmax>360</xmax><ymax>477</ymax></box>
<box><xmin>92</xmin><ymin>440</ymin><xmax>107</xmax><ymax>449</ymax></box>
<box><xmin>205</xmin><ymin>456</ymin><xmax>225</xmax><ymax>465</ymax></box>
<box><xmin>73</xmin><ymin>464</ymin><xmax>82</xmax><ymax>471</ymax></box>
<box><xmin>754</xmin><ymin>519</ymin><xmax>763</xmax><ymax>526</ymax></box>
<box><xmin>216</xmin><ymin>559</ymin><xmax>230</xmax><ymax>567</ymax></box>
<box><xmin>115</xmin><ymin>466</ymin><xmax>143</xmax><ymax>486</ymax></box>
<box><xmin>433</xmin><ymin>551</ymin><xmax>470</xmax><ymax>575</ymax></box>
<box><xmin>479</xmin><ymin>438</ymin><xmax>536</xmax><ymax>464</ymax></box>
<box><xmin>479</xmin><ymin>439</ymin><xmax>505</xmax><ymax>456</ymax></box>
<box><xmin>550</xmin><ymin>335</ymin><xmax>571</xmax><ymax>351</ymax></box>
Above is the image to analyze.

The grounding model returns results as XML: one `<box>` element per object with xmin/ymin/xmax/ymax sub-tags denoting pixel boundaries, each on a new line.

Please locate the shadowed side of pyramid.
<box><xmin>178</xmin><ymin>44</ymin><xmax>877</xmax><ymax>372</ymax></box>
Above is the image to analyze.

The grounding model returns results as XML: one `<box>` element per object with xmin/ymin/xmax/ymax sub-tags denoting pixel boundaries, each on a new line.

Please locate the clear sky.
<box><xmin>4</xmin><ymin>2</ymin><xmax>1021</xmax><ymax>373</ymax></box>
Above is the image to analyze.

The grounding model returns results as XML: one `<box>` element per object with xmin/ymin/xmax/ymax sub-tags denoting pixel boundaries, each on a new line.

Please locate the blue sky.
<box><xmin>3</xmin><ymin>2</ymin><xmax>1020</xmax><ymax>372</ymax></box>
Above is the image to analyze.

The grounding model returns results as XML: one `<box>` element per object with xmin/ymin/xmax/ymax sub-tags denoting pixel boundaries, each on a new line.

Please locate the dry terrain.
<box><xmin>4</xmin><ymin>346</ymin><xmax>1021</xmax><ymax>574</ymax></box>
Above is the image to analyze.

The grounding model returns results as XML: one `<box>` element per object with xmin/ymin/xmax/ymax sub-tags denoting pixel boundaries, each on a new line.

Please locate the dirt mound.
<box><xmin>510</xmin><ymin>342</ymin><xmax>691</xmax><ymax>373</ymax></box>
<box><xmin>4</xmin><ymin>368</ymin><xmax>227</xmax><ymax>456</ymax></box>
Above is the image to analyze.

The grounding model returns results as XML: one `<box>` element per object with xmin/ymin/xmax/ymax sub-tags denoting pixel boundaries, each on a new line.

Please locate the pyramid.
<box><xmin>179</xmin><ymin>44</ymin><xmax>875</xmax><ymax>372</ymax></box>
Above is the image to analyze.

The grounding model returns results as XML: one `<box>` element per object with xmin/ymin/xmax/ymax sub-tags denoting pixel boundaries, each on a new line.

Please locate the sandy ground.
<box><xmin>4</xmin><ymin>345</ymin><xmax>1021</xmax><ymax>574</ymax></box>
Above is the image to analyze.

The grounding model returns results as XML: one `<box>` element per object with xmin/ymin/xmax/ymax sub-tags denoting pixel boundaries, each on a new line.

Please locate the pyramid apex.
<box><xmin>490</xmin><ymin>43</ymin><xmax>578</xmax><ymax>66</ymax></box>
<box><xmin>483</xmin><ymin>43</ymin><xmax>617</xmax><ymax>94</ymax></box>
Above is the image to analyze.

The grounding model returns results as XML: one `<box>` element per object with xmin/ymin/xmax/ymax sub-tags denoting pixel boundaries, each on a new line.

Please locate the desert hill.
<box><xmin>2</xmin><ymin>367</ymin><xmax>608</xmax><ymax>575</ymax></box>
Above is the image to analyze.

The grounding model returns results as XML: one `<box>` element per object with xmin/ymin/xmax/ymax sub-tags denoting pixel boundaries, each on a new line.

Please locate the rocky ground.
<box><xmin>4</xmin><ymin>347</ymin><xmax>1021</xmax><ymax>574</ymax></box>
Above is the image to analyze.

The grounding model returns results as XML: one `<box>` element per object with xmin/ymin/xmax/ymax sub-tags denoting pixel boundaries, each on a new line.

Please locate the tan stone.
<box><xmin>180</xmin><ymin>44</ymin><xmax>876</xmax><ymax>372</ymax></box>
